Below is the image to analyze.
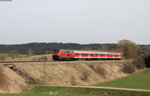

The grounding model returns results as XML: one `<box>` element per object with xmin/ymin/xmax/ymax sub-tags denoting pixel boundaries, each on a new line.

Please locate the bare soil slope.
<box><xmin>0</xmin><ymin>67</ymin><xmax>31</xmax><ymax>93</ymax></box>
<box><xmin>17</xmin><ymin>62</ymin><xmax>128</xmax><ymax>86</ymax></box>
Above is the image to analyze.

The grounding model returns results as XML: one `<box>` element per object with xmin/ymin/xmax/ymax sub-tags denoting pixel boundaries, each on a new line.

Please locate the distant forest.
<box><xmin>0</xmin><ymin>42</ymin><xmax>149</xmax><ymax>55</ymax></box>
<box><xmin>0</xmin><ymin>43</ymin><xmax>117</xmax><ymax>55</ymax></box>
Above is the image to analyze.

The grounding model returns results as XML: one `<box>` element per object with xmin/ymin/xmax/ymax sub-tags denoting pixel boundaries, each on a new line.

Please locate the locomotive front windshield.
<box><xmin>54</xmin><ymin>50</ymin><xmax>59</xmax><ymax>53</ymax></box>
<box><xmin>60</xmin><ymin>50</ymin><xmax>72</xmax><ymax>53</ymax></box>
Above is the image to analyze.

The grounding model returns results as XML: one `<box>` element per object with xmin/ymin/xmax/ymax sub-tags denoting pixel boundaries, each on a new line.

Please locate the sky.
<box><xmin>0</xmin><ymin>0</ymin><xmax>150</xmax><ymax>44</ymax></box>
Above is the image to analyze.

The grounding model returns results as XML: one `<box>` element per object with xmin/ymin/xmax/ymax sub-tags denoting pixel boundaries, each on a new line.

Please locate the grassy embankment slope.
<box><xmin>0</xmin><ymin>53</ymin><xmax>52</xmax><ymax>61</ymax></box>
<box><xmin>13</xmin><ymin>54</ymin><xmax>52</xmax><ymax>61</ymax></box>
<box><xmin>0</xmin><ymin>53</ymin><xmax>10</xmax><ymax>60</ymax></box>
<box><xmin>97</xmin><ymin>68</ymin><xmax>150</xmax><ymax>90</ymax></box>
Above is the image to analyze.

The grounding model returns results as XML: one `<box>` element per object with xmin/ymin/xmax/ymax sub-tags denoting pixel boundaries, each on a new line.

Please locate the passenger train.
<box><xmin>52</xmin><ymin>49</ymin><xmax>122</xmax><ymax>61</ymax></box>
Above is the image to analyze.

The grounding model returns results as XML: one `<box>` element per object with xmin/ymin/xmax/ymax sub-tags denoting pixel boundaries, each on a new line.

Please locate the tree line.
<box><xmin>0</xmin><ymin>40</ymin><xmax>150</xmax><ymax>59</ymax></box>
<box><xmin>0</xmin><ymin>42</ymin><xmax>115</xmax><ymax>55</ymax></box>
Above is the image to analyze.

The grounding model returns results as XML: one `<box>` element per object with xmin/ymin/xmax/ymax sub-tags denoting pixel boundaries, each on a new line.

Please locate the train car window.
<box><xmin>60</xmin><ymin>50</ymin><xmax>70</xmax><ymax>53</ymax></box>
<box><xmin>81</xmin><ymin>54</ymin><xmax>88</xmax><ymax>56</ymax></box>
<box><xmin>90</xmin><ymin>54</ymin><xmax>94</xmax><ymax>56</ymax></box>
<box><xmin>100</xmin><ymin>54</ymin><xmax>104</xmax><ymax>56</ymax></box>
<box><xmin>75</xmin><ymin>53</ymin><xmax>80</xmax><ymax>56</ymax></box>
<box><xmin>95</xmin><ymin>54</ymin><xmax>98</xmax><ymax>56</ymax></box>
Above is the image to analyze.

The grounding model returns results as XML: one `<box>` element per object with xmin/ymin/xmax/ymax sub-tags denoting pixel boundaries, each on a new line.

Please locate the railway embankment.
<box><xmin>0</xmin><ymin>60</ymin><xmax>143</xmax><ymax>93</ymax></box>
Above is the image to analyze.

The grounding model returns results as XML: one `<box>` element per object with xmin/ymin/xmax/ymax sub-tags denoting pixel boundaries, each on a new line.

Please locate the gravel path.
<box><xmin>43</xmin><ymin>85</ymin><xmax>150</xmax><ymax>92</ymax></box>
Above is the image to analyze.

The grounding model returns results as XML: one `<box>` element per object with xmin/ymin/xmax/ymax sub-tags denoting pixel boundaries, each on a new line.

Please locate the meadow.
<box><xmin>0</xmin><ymin>86</ymin><xmax>150</xmax><ymax>96</ymax></box>
<box><xmin>97</xmin><ymin>68</ymin><xmax>150</xmax><ymax>90</ymax></box>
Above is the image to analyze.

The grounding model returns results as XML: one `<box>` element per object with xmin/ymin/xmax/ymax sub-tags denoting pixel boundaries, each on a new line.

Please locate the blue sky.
<box><xmin>0</xmin><ymin>0</ymin><xmax>150</xmax><ymax>44</ymax></box>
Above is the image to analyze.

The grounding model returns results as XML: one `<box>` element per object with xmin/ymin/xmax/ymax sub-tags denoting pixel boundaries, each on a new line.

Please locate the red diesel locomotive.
<box><xmin>52</xmin><ymin>49</ymin><xmax>122</xmax><ymax>61</ymax></box>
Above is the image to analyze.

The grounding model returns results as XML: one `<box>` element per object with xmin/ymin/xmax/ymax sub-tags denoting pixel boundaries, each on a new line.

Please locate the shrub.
<box><xmin>122</xmin><ymin>62</ymin><xmax>136</xmax><ymax>74</ymax></box>
<box><xmin>88</xmin><ymin>64</ymin><xmax>106</xmax><ymax>77</ymax></box>
<box><xmin>88</xmin><ymin>64</ymin><xmax>95</xmax><ymax>71</ymax></box>
<box><xmin>133</xmin><ymin>56</ymin><xmax>145</xmax><ymax>69</ymax></box>
<box><xmin>144</xmin><ymin>55</ymin><xmax>150</xmax><ymax>68</ymax></box>
<box><xmin>95</xmin><ymin>65</ymin><xmax>107</xmax><ymax>77</ymax></box>
<box><xmin>80</xmin><ymin>69</ymin><xmax>89</xmax><ymax>81</ymax></box>
<box><xmin>118</xmin><ymin>40</ymin><xmax>139</xmax><ymax>59</ymax></box>
<box><xmin>70</xmin><ymin>75</ymin><xmax>77</xmax><ymax>85</ymax></box>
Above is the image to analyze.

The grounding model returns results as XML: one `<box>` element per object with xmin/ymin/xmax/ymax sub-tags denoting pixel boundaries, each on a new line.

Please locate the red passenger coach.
<box><xmin>52</xmin><ymin>49</ymin><xmax>122</xmax><ymax>61</ymax></box>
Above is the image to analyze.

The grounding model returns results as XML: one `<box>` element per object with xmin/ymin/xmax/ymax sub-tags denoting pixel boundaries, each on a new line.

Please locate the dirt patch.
<box><xmin>0</xmin><ymin>67</ymin><xmax>31</xmax><ymax>93</ymax></box>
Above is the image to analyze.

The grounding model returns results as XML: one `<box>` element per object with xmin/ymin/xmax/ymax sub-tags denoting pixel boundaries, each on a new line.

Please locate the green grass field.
<box><xmin>0</xmin><ymin>86</ymin><xmax>150</xmax><ymax>96</ymax></box>
<box><xmin>97</xmin><ymin>68</ymin><xmax>150</xmax><ymax>89</ymax></box>
<box><xmin>0</xmin><ymin>53</ymin><xmax>9</xmax><ymax>59</ymax></box>
<box><xmin>0</xmin><ymin>53</ymin><xmax>27</xmax><ymax>60</ymax></box>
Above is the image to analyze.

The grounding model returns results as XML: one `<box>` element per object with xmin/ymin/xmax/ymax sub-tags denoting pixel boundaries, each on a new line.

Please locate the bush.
<box><xmin>118</xmin><ymin>40</ymin><xmax>139</xmax><ymax>59</ymax></box>
<box><xmin>88</xmin><ymin>64</ymin><xmax>95</xmax><ymax>71</ymax></box>
<box><xmin>144</xmin><ymin>55</ymin><xmax>150</xmax><ymax>68</ymax></box>
<box><xmin>122</xmin><ymin>62</ymin><xmax>136</xmax><ymax>74</ymax></box>
<box><xmin>88</xmin><ymin>64</ymin><xmax>106</xmax><ymax>77</ymax></box>
<box><xmin>70</xmin><ymin>75</ymin><xmax>77</xmax><ymax>85</ymax></box>
<box><xmin>80</xmin><ymin>69</ymin><xmax>89</xmax><ymax>81</ymax></box>
<box><xmin>133</xmin><ymin>56</ymin><xmax>145</xmax><ymax>69</ymax></box>
<box><xmin>96</xmin><ymin>65</ymin><xmax>107</xmax><ymax>77</ymax></box>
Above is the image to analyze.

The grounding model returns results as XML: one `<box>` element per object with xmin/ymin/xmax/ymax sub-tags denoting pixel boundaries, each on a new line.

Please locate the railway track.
<box><xmin>0</xmin><ymin>60</ymin><xmax>132</xmax><ymax>66</ymax></box>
